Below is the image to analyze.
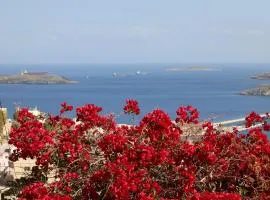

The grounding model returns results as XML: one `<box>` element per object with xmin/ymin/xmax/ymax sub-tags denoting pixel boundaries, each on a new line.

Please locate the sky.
<box><xmin>0</xmin><ymin>0</ymin><xmax>270</xmax><ymax>64</ymax></box>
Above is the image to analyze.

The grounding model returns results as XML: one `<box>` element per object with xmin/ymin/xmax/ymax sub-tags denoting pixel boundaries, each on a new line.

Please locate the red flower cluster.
<box><xmin>7</xmin><ymin>101</ymin><xmax>270</xmax><ymax>200</ymax></box>
<box><xmin>245</xmin><ymin>111</ymin><xmax>262</xmax><ymax>128</ymax></box>
<box><xmin>123</xmin><ymin>99</ymin><xmax>140</xmax><ymax>115</ymax></box>
<box><xmin>19</xmin><ymin>182</ymin><xmax>72</xmax><ymax>200</ymax></box>
<box><xmin>176</xmin><ymin>105</ymin><xmax>199</xmax><ymax>124</ymax></box>
<box><xmin>9</xmin><ymin>109</ymin><xmax>54</xmax><ymax>161</ymax></box>
<box><xmin>60</xmin><ymin>102</ymin><xmax>73</xmax><ymax>114</ymax></box>
<box><xmin>190</xmin><ymin>192</ymin><xmax>241</xmax><ymax>200</ymax></box>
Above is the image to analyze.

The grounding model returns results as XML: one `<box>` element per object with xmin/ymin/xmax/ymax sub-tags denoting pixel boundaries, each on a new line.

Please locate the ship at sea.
<box><xmin>112</xmin><ymin>70</ymin><xmax>148</xmax><ymax>77</ymax></box>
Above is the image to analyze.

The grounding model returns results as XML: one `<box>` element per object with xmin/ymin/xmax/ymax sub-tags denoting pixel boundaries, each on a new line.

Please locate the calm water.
<box><xmin>0</xmin><ymin>63</ymin><xmax>269</xmax><ymax>124</ymax></box>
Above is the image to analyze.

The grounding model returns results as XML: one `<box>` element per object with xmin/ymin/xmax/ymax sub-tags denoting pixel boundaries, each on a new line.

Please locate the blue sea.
<box><xmin>0</xmin><ymin>63</ymin><xmax>270</xmax><ymax>124</ymax></box>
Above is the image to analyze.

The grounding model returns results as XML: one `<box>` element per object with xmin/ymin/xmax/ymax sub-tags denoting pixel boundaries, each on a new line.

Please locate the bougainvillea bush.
<box><xmin>7</xmin><ymin>100</ymin><xmax>270</xmax><ymax>200</ymax></box>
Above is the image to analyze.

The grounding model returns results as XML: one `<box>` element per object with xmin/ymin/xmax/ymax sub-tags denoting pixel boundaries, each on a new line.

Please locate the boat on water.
<box><xmin>112</xmin><ymin>70</ymin><xmax>148</xmax><ymax>77</ymax></box>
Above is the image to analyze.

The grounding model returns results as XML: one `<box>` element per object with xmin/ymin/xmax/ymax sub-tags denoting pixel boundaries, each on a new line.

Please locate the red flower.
<box><xmin>60</xmin><ymin>102</ymin><xmax>73</xmax><ymax>114</ymax></box>
<box><xmin>245</xmin><ymin>111</ymin><xmax>262</xmax><ymax>128</ymax></box>
<box><xmin>176</xmin><ymin>105</ymin><xmax>200</xmax><ymax>124</ymax></box>
<box><xmin>140</xmin><ymin>109</ymin><xmax>171</xmax><ymax>130</ymax></box>
<box><xmin>18</xmin><ymin>182</ymin><xmax>72</xmax><ymax>200</ymax></box>
<box><xmin>190</xmin><ymin>192</ymin><xmax>241</xmax><ymax>200</ymax></box>
<box><xmin>123</xmin><ymin>99</ymin><xmax>140</xmax><ymax>115</ymax></box>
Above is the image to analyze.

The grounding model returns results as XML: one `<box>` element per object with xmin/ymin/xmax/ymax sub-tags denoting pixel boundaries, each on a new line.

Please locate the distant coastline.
<box><xmin>0</xmin><ymin>71</ymin><xmax>78</xmax><ymax>84</ymax></box>
<box><xmin>166</xmin><ymin>66</ymin><xmax>219</xmax><ymax>72</ymax></box>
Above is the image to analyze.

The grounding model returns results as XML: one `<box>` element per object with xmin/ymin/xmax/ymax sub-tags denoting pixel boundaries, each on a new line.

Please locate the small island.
<box><xmin>0</xmin><ymin>70</ymin><xmax>78</xmax><ymax>84</ymax></box>
<box><xmin>250</xmin><ymin>72</ymin><xmax>270</xmax><ymax>80</ymax></box>
<box><xmin>240</xmin><ymin>85</ymin><xmax>270</xmax><ymax>96</ymax></box>
<box><xmin>166</xmin><ymin>66</ymin><xmax>219</xmax><ymax>72</ymax></box>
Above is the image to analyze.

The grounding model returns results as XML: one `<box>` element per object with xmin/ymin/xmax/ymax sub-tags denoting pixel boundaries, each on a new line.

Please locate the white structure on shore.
<box><xmin>20</xmin><ymin>69</ymin><xmax>28</xmax><ymax>75</ymax></box>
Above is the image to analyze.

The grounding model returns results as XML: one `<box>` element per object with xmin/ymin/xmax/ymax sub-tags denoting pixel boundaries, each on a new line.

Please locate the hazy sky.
<box><xmin>1</xmin><ymin>0</ymin><xmax>270</xmax><ymax>64</ymax></box>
